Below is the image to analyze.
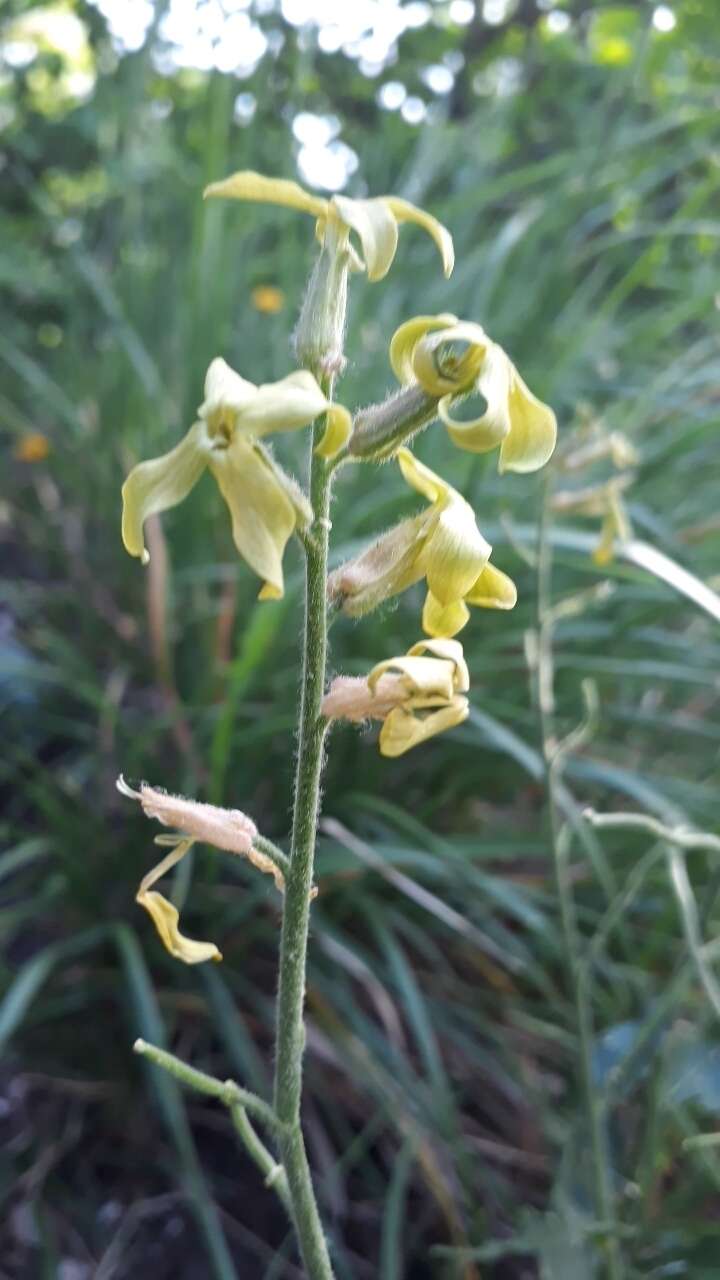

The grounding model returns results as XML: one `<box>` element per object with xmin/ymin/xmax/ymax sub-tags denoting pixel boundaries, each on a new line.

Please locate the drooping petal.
<box><xmin>203</xmin><ymin>170</ymin><xmax>327</xmax><ymax>218</ymax></box>
<box><xmin>383</xmin><ymin>197</ymin><xmax>455</xmax><ymax>278</ymax></box>
<box><xmin>498</xmin><ymin>367</ymin><xmax>557</xmax><ymax>474</ymax></box>
<box><xmin>389</xmin><ymin>314</ymin><xmax>458</xmax><ymax>386</ymax></box>
<box><xmin>465</xmin><ymin>562</ymin><xmax>518</xmax><ymax>609</ymax></box>
<box><xmin>121</xmin><ymin>422</ymin><xmax>208</xmax><ymax>564</ymax></box>
<box><xmin>315</xmin><ymin>403</ymin><xmax>353</xmax><ymax>459</ymax></box>
<box><xmin>378</xmin><ymin>697</ymin><xmax>469</xmax><ymax>757</ymax></box>
<box><xmin>237</xmin><ymin>370</ymin><xmax>331</xmax><ymax>437</ymax></box>
<box><xmin>592</xmin><ymin>485</ymin><xmax>631</xmax><ymax>566</ymax></box>
<box><xmin>209</xmin><ymin>437</ymin><xmax>297</xmax><ymax>598</ymax></box>
<box><xmin>439</xmin><ymin>342</ymin><xmax>512</xmax><ymax>454</ymax></box>
<box><xmin>330</xmin><ymin>196</ymin><xmax>399</xmax><ymax>282</ymax></box>
<box><xmin>421</xmin><ymin>496</ymin><xmax>492</xmax><ymax>605</ymax></box>
<box><xmin>422</xmin><ymin>592</ymin><xmax>470</xmax><ymax>639</ymax></box>
<box><xmin>137</xmin><ymin>889</ymin><xmax>222</xmax><ymax>964</ymax></box>
<box><xmin>406</xmin><ymin>637</ymin><xmax>469</xmax><ymax>692</ymax></box>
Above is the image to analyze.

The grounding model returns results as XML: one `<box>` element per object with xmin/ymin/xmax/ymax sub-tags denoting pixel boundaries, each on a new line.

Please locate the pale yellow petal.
<box><xmin>421</xmin><ymin>496</ymin><xmax>492</xmax><ymax>604</ymax></box>
<box><xmin>200</xmin><ymin>357</ymin><xmax>257</xmax><ymax>421</ymax></box>
<box><xmin>382</xmin><ymin>197</ymin><xmax>455</xmax><ymax>277</ymax></box>
<box><xmin>439</xmin><ymin>342</ymin><xmax>512</xmax><ymax>454</ymax></box>
<box><xmin>389</xmin><ymin>314</ymin><xmax>458</xmax><ymax>386</ymax></box>
<box><xmin>209</xmin><ymin>437</ymin><xmax>296</xmax><ymax>598</ymax></box>
<box><xmin>315</xmin><ymin>403</ymin><xmax>353</xmax><ymax>459</ymax></box>
<box><xmin>592</xmin><ymin>486</ymin><xmax>631</xmax><ymax>566</ymax></box>
<box><xmin>121</xmin><ymin>423</ymin><xmax>208</xmax><ymax>563</ymax></box>
<box><xmin>378</xmin><ymin>697</ymin><xmax>469</xmax><ymax>757</ymax></box>
<box><xmin>368</xmin><ymin>653</ymin><xmax>457</xmax><ymax>701</ymax></box>
<box><xmin>498</xmin><ymin>366</ymin><xmax>557</xmax><ymax>474</ymax></box>
<box><xmin>422</xmin><ymin>592</ymin><xmax>470</xmax><ymax>639</ymax></box>
<box><xmin>238</xmin><ymin>370</ymin><xmax>330</xmax><ymax>437</ymax></box>
<box><xmin>137</xmin><ymin>889</ymin><xmax>222</xmax><ymax>964</ymax></box>
<box><xmin>465</xmin><ymin>562</ymin><xmax>518</xmax><ymax>609</ymax></box>
<box><xmin>203</xmin><ymin>170</ymin><xmax>327</xmax><ymax>218</ymax></box>
<box><xmin>330</xmin><ymin>196</ymin><xmax>399</xmax><ymax>282</ymax></box>
<box><xmin>251</xmin><ymin>441</ymin><xmax>312</xmax><ymax>533</ymax></box>
<box><xmin>407</xmin><ymin>637</ymin><xmax>469</xmax><ymax>692</ymax></box>
<box><xmin>396</xmin><ymin>446</ymin><xmax>448</xmax><ymax>505</ymax></box>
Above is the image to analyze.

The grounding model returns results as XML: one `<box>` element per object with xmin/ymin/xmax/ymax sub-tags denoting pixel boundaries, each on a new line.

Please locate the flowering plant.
<box><xmin>118</xmin><ymin>171</ymin><xmax>556</xmax><ymax>1278</ymax></box>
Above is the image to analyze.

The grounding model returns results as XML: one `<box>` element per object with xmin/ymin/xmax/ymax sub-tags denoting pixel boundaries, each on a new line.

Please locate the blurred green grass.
<box><xmin>2</xmin><ymin>1</ymin><xmax>720</xmax><ymax>1276</ymax></box>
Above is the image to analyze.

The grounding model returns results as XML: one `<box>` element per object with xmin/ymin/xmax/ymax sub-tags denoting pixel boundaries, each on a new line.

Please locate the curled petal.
<box><xmin>378</xmin><ymin>697</ymin><xmax>469</xmax><ymax>757</ymax></box>
<box><xmin>203</xmin><ymin>170</ymin><xmax>327</xmax><ymax>218</ymax></box>
<box><xmin>315</xmin><ymin>403</ymin><xmax>353</xmax><ymax>459</ymax></box>
<box><xmin>368</xmin><ymin>653</ymin><xmax>458</xmax><ymax>701</ymax></box>
<box><xmin>330</xmin><ymin>196</ymin><xmax>399</xmax><ymax>282</ymax></box>
<box><xmin>121</xmin><ymin>423</ymin><xmax>208</xmax><ymax>564</ymax></box>
<box><xmin>498</xmin><ymin>367</ymin><xmax>557</xmax><ymax>474</ymax></box>
<box><xmin>389</xmin><ymin>314</ymin><xmax>458</xmax><ymax>386</ymax></box>
<box><xmin>412</xmin><ymin>321</ymin><xmax>489</xmax><ymax>397</ymax></box>
<box><xmin>407</xmin><ymin>637</ymin><xmax>469</xmax><ymax>692</ymax></box>
<box><xmin>238</xmin><ymin>370</ymin><xmax>331</xmax><ymax>438</ymax></box>
<box><xmin>422</xmin><ymin>592</ymin><xmax>470</xmax><ymax>638</ymax></box>
<box><xmin>465</xmin><ymin>563</ymin><xmax>518</xmax><ymax>609</ymax></box>
<box><xmin>421</xmin><ymin>497</ymin><xmax>492</xmax><ymax>605</ymax></box>
<box><xmin>439</xmin><ymin>343</ymin><xmax>512</xmax><ymax>455</ymax></box>
<box><xmin>383</xmin><ymin>197</ymin><xmax>455</xmax><ymax>278</ymax></box>
<box><xmin>209</xmin><ymin>437</ymin><xmax>297</xmax><ymax>598</ymax></box>
<box><xmin>137</xmin><ymin>889</ymin><xmax>222</xmax><ymax>965</ymax></box>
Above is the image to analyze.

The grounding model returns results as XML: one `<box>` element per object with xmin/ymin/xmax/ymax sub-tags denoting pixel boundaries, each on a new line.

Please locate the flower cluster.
<box><xmin>119</xmin><ymin>170</ymin><xmax>558</xmax><ymax>963</ymax></box>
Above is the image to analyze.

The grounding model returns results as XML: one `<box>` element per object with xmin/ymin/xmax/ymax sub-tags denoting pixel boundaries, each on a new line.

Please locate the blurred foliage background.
<box><xmin>2</xmin><ymin>0</ymin><xmax>720</xmax><ymax>1276</ymax></box>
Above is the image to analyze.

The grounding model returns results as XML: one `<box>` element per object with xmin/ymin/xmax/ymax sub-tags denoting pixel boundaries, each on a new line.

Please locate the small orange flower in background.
<box><xmin>14</xmin><ymin>433</ymin><xmax>51</xmax><ymax>463</ymax></box>
<box><xmin>251</xmin><ymin>284</ymin><xmax>285</xmax><ymax>314</ymax></box>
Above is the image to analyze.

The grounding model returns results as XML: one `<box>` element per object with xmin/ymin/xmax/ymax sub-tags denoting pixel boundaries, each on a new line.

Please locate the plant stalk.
<box><xmin>535</xmin><ymin>475</ymin><xmax>623</xmax><ymax>1280</ymax></box>
<box><xmin>273</xmin><ymin>407</ymin><xmax>335</xmax><ymax>1279</ymax></box>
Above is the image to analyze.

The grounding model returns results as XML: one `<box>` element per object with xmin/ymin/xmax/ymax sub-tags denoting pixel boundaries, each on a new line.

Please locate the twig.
<box><xmin>533</xmin><ymin>472</ymin><xmax>624</xmax><ymax>1280</ymax></box>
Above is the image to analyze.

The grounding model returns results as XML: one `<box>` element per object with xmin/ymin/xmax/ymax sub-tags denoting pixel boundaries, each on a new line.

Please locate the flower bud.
<box><xmin>293</xmin><ymin>216</ymin><xmax>351</xmax><ymax>376</ymax></box>
<box><xmin>322</xmin><ymin>638</ymin><xmax>470</xmax><ymax>757</ymax></box>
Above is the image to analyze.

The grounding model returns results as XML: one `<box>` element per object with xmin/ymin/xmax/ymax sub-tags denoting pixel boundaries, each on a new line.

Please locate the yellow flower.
<box><xmin>328</xmin><ymin>448</ymin><xmax>516</xmax><ymax>638</ymax></box>
<box><xmin>251</xmin><ymin>284</ymin><xmax>285</xmax><ymax>314</ymax></box>
<box><xmin>14</xmin><ymin>432</ymin><xmax>51</xmax><ymax>463</ymax></box>
<box><xmin>389</xmin><ymin>314</ymin><xmax>557</xmax><ymax>473</ymax></box>
<box><xmin>553</xmin><ymin>477</ymin><xmax>632</xmax><ymax>566</ymax></box>
<box><xmin>322</xmin><ymin>638</ymin><xmax>470</xmax><ymax>757</ymax></box>
<box><xmin>203</xmin><ymin>171</ymin><xmax>454</xmax><ymax>283</ymax></box>
<box><xmin>117</xmin><ymin>776</ymin><xmax>284</xmax><ymax>965</ymax></box>
<box><xmin>121</xmin><ymin>357</ymin><xmax>350</xmax><ymax>598</ymax></box>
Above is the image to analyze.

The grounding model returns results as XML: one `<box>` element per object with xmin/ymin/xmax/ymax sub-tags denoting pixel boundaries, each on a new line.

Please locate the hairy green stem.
<box><xmin>134</xmin><ymin>1039</ymin><xmax>293</xmax><ymax>1218</ymax></box>
<box><xmin>535</xmin><ymin>477</ymin><xmax>623</xmax><ymax>1280</ymax></box>
<box><xmin>273</xmin><ymin>412</ymin><xmax>334</xmax><ymax>1279</ymax></box>
<box><xmin>134</xmin><ymin>1038</ymin><xmax>278</xmax><ymax>1131</ymax></box>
